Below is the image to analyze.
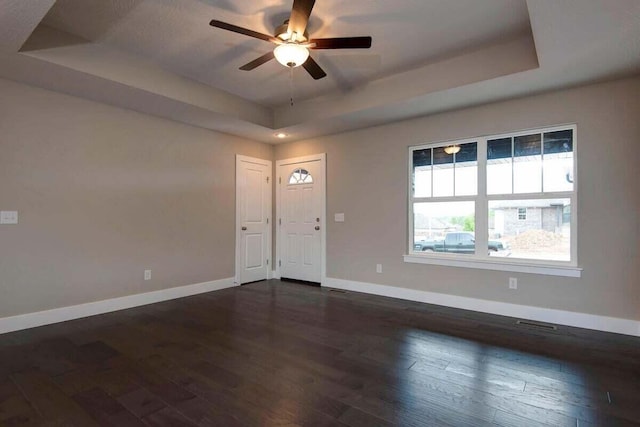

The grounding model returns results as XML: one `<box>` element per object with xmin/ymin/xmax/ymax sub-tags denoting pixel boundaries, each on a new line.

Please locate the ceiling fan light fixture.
<box><xmin>444</xmin><ymin>145</ymin><xmax>461</xmax><ymax>155</ymax></box>
<box><xmin>274</xmin><ymin>43</ymin><xmax>309</xmax><ymax>68</ymax></box>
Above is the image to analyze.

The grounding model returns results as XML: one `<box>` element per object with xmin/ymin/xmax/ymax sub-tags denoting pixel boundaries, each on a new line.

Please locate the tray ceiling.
<box><xmin>1</xmin><ymin>0</ymin><xmax>639</xmax><ymax>143</ymax></box>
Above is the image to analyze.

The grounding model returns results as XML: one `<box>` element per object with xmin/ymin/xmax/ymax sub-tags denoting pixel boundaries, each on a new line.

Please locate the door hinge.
<box><xmin>267</xmin><ymin>259</ymin><xmax>269</xmax><ymax>265</ymax></box>
<box><xmin>266</xmin><ymin>176</ymin><xmax>270</xmax><ymax>183</ymax></box>
<box><xmin>279</xmin><ymin>177</ymin><xmax>281</xmax><ymax>184</ymax></box>
<box><xmin>279</xmin><ymin>218</ymin><xmax>281</xmax><ymax>225</ymax></box>
<box><xmin>267</xmin><ymin>218</ymin><xmax>269</xmax><ymax>224</ymax></box>
<box><xmin>279</xmin><ymin>260</ymin><xmax>281</xmax><ymax>267</ymax></box>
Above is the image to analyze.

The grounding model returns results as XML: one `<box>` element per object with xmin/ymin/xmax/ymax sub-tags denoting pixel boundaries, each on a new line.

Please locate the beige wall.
<box><xmin>2</xmin><ymin>76</ymin><xmax>638</xmax><ymax>323</ymax></box>
<box><xmin>275</xmin><ymin>76</ymin><xmax>640</xmax><ymax>321</ymax></box>
<box><xmin>0</xmin><ymin>78</ymin><xmax>272</xmax><ymax>318</ymax></box>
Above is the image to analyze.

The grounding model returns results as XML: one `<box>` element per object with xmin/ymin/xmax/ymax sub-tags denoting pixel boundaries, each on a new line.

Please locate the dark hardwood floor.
<box><xmin>0</xmin><ymin>280</ymin><xmax>639</xmax><ymax>426</ymax></box>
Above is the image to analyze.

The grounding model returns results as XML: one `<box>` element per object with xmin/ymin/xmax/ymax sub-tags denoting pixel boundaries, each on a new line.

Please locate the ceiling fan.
<box><xmin>209</xmin><ymin>0</ymin><xmax>372</xmax><ymax>80</ymax></box>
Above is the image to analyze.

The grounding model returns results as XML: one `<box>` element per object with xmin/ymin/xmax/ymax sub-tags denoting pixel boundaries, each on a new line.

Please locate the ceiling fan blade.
<box><xmin>287</xmin><ymin>0</ymin><xmax>315</xmax><ymax>38</ymax></box>
<box><xmin>302</xmin><ymin>55</ymin><xmax>327</xmax><ymax>80</ymax></box>
<box><xmin>209</xmin><ymin>20</ymin><xmax>278</xmax><ymax>43</ymax></box>
<box><xmin>310</xmin><ymin>36</ymin><xmax>372</xmax><ymax>49</ymax></box>
<box><xmin>239</xmin><ymin>52</ymin><xmax>275</xmax><ymax>71</ymax></box>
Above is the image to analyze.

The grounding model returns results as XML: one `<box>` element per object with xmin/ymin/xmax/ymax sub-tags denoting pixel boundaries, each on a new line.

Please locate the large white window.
<box><xmin>406</xmin><ymin>125</ymin><xmax>580</xmax><ymax>277</ymax></box>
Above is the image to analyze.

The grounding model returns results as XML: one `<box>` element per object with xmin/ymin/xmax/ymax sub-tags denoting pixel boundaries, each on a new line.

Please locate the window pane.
<box><xmin>518</xmin><ymin>208</ymin><xmax>527</xmax><ymax>220</ymax></box>
<box><xmin>514</xmin><ymin>134</ymin><xmax>541</xmax><ymax>157</ymax></box>
<box><xmin>489</xmin><ymin>198</ymin><xmax>571</xmax><ymax>261</ymax></box>
<box><xmin>433</xmin><ymin>146</ymin><xmax>454</xmax><ymax>197</ymax></box>
<box><xmin>413</xmin><ymin>148</ymin><xmax>432</xmax><ymax>167</ymax></box>
<box><xmin>513</xmin><ymin>134</ymin><xmax>542</xmax><ymax>193</ymax></box>
<box><xmin>455</xmin><ymin>142</ymin><xmax>477</xmax><ymax>196</ymax></box>
<box><xmin>413</xmin><ymin>201</ymin><xmax>475</xmax><ymax>254</ymax></box>
<box><xmin>413</xmin><ymin>148</ymin><xmax>432</xmax><ymax>197</ymax></box>
<box><xmin>433</xmin><ymin>146</ymin><xmax>454</xmax><ymax>165</ymax></box>
<box><xmin>487</xmin><ymin>138</ymin><xmax>512</xmax><ymax>195</ymax></box>
<box><xmin>543</xmin><ymin>130</ymin><xmax>574</xmax><ymax>192</ymax></box>
<box><xmin>414</xmin><ymin>167</ymin><xmax>432</xmax><ymax>197</ymax></box>
<box><xmin>488</xmin><ymin>137</ymin><xmax>512</xmax><ymax>160</ymax></box>
<box><xmin>288</xmin><ymin>168</ymin><xmax>313</xmax><ymax>184</ymax></box>
<box><xmin>455</xmin><ymin>142</ymin><xmax>477</xmax><ymax>163</ymax></box>
<box><xmin>455</xmin><ymin>163</ymin><xmax>477</xmax><ymax>196</ymax></box>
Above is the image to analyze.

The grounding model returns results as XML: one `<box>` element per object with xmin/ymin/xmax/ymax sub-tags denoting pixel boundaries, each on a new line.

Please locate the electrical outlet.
<box><xmin>376</xmin><ymin>264</ymin><xmax>382</xmax><ymax>273</ymax></box>
<box><xmin>144</xmin><ymin>270</ymin><xmax>151</xmax><ymax>281</ymax></box>
<box><xmin>509</xmin><ymin>277</ymin><xmax>518</xmax><ymax>289</ymax></box>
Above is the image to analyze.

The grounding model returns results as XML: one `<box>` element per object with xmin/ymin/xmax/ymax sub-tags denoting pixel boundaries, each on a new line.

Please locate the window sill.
<box><xmin>403</xmin><ymin>254</ymin><xmax>582</xmax><ymax>278</ymax></box>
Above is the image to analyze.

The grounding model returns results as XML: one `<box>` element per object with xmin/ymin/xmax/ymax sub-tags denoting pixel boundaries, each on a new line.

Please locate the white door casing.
<box><xmin>236</xmin><ymin>155</ymin><xmax>271</xmax><ymax>284</ymax></box>
<box><xmin>276</xmin><ymin>154</ymin><xmax>326</xmax><ymax>284</ymax></box>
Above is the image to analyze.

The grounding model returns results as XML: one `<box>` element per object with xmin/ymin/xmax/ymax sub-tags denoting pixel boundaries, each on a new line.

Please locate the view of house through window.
<box><xmin>490</xmin><ymin>199</ymin><xmax>570</xmax><ymax>261</ymax></box>
<box><xmin>410</xmin><ymin>126</ymin><xmax>576</xmax><ymax>265</ymax></box>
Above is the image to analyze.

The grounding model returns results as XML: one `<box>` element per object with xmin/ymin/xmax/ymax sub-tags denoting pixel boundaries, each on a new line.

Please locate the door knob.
<box><xmin>241</xmin><ymin>226</ymin><xmax>247</xmax><ymax>231</ymax></box>
<box><xmin>315</xmin><ymin>226</ymin><xmax>320</xmax><ymax>230</ymax></box>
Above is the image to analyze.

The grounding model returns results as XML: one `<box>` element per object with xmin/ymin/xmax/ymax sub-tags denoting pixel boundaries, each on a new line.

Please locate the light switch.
<box><xmin>0</xmin><ymin>211</ymin><xmax>18</xmax><ymax>224</ymax></box>
<box><xmin>334</xmin><ymin>213</ymin><xmax>345</xmax><ymax>222</ymax></box>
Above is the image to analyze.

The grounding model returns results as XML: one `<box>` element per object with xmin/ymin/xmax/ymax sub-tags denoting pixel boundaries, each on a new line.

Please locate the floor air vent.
<box><xmin>516</xmin><ymin>320</ymin><xmax>558</xmax><ymax>331</ymax></box>
<box><xmin>328</xmin><ymin>289</ymin><xmax>348</xmax><ymax>294</ymax></box>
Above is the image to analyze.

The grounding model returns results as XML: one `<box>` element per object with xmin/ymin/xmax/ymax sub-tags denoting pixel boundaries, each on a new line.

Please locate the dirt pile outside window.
<box><xmin>507</xmin><ymin>229</ymin><xmax>563</xmax><ymax>252</ymax></box>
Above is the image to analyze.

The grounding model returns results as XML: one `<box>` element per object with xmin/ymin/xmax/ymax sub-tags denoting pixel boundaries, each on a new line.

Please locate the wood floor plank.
<box><xmin>10</xmin><ymin>370</ymin><xmax>101</xmax><ymax>426</ymax></box>
<box><xmin>0</xmin><ymin>379</ymin><xmax>42</xmax><ymax>426</ymax></box>
<box><xmin>73</xmin><ymin>387</ymin><xmax>145</xmax><ymax>426</ymax></box>
<box><xmin>141</xmin><ymin>406</ymin><xmax>198</xmax><ymax>427</ymax></box>
<box><xmin>492</xmin><ymin>409</ymin><xmax>555</xmax><ymax>427</ymax></box>
<box><xmin>116</xmin><ymin>387</ymin><xmax>167</xmax><ymax>419</ymax></box>
<box><xmin>338</xmin><ymin>406</ymin><xmax>395</xmax><ymax>427</ymax></box>
<box><xmin>171</xmin><ymin>395</ymin><xmax>244</xmax><ymax>427</ymax></box>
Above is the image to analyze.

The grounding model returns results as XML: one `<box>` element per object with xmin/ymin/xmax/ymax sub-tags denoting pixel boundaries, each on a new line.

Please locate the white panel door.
<box><xmin>236</xmin><ymin>156</ymin><xmax>271</xmax><ymax>284</ymax></box>
<box><xmin>278</xmin><ymin>159</ymin><xmax>322</xmax><ymax>283</ymax></box>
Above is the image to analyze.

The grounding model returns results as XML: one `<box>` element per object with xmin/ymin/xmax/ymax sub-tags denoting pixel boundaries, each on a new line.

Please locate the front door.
<box><xmin>278</xmin><ymin>156</ymin><xmax>324</xmax><ymax>283</ymax></box>
<box><xmin>236</xmin><ymin>155</ymin><xmax>271</xmax><ymax>284</ymax></box>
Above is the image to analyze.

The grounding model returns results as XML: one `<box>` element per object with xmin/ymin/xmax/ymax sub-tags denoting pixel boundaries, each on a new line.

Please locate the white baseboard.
<box><xmin>323</xmin><ymin>277</ymin><xmax>640</xmax><ymax>337</ymax></box>
<box><xmin>0</xmin><ymin>277</ymin><xmax>237</xmax><ymax>335</ymax></box>
<box><xmin>4</xmin><ymin>276</ymin><xmax>637</xmax><ymax>337</ymax></box>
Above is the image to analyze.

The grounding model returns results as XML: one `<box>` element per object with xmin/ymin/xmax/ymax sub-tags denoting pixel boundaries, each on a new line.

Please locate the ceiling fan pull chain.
<box><xmin>289</xmin><ymin>66</ymin><xmax>295</xmax><ymax>106</ymax></box>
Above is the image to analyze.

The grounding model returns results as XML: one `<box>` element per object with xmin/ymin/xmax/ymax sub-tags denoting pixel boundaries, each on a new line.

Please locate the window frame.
<box><xmin>405</xmin><ymin>124</ymin><xmax>581</xmax><ymax>278</ymax></box>
<box><xmin>517</xmin><ymin>208</ymin><xmax>527</xmax><ymax>221</ymax></box>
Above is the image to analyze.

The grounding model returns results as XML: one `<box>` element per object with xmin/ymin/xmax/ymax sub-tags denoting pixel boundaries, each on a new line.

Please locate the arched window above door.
<box><xmin>288</xmin><ymin>168</ymin><xmax>313</xmax><ymax>184</ymax></box>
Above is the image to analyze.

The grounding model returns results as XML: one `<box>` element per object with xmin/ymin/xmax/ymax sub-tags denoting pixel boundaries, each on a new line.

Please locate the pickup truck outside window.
<box><xmin>414</xmin><ymin>232</ymin><xmax>510</xmax><ymax>256</ymax></box>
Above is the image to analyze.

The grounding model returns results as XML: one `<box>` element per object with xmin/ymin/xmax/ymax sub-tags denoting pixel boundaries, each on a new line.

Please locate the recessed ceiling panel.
<box><xmin>41</xmin><ymin>0</ymin><xmax>531</xmax><ymax>107</ymax></box>
<box><xmin>3</xmin><ymin>0</ymin><xmax>639</xmax><ymax>144</ymax></box>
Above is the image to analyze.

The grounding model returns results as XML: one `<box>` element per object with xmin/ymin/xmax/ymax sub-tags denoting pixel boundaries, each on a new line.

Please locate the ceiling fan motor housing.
<box><xmin>275</xmin><ymin>20</ymin><xmax>308</xmax><ymax>42</ymax></box>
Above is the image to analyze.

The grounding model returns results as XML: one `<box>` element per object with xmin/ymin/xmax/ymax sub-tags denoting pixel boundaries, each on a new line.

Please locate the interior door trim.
<box><xmin>275</xmin><ymin>153</ymin><xmax>326</xmax><ymax>285</ymax></box>
<box><xmin>235</xmin><ymin>155</ymin><xmax>272</xmax><ymax>285</ymax></box>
